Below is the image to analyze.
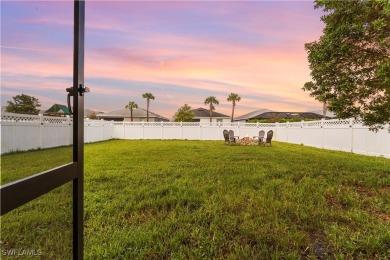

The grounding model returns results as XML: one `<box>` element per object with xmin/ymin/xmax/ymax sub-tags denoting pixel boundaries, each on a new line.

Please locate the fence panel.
<box><xmin>143</xmin><ymin>124</ymin><xmax>163</xmax><ymax>139</ymax></box>
<box><xmin>124</xmin><ymin>125</ymin><xmax>144</xmax><ymax>139</ymax></box>
<box><xmin>181</xmin><ymin>126</ymin><xmax>201</xmax><ymax>140</ymax></box>
<box><xmin>112</xmin><ymin>124</ymin><xmax>125</xmax><ymax>139</ymax></box>
<box><xmin>285</xmin><ymin>123</ymin><xmax>303</xmax><ymax>145</ymax></box>
<box><xmin>41</xmin><ymin>125</ymin><xmax>72</xmax><ymax>148</ymax></box>
<box><xmin>301</xmin><ymin>128</ymin><xmax>323</xmax><ymax>148</ymax></box>
<box><xmin>162</xmin><ymin>126</ymin><xmax>182</xmax><ymax>140</ymax></box>
<box><xmin>200</xmin><ymin>126</ymin><xmax>222</xmax><ymax>140</ymax></box>
<box><xmin>1</xmin><ymin>113</ymin><xmax>389</xmax><ymax>158</ymax></box>
<box><xmin>275</xmin><ymin>125</ymin><xmax>288</xmax><ymax>142</ymax></box>
<box><xmin>1</xmin><ymin>114</ymin><xmax>110</xmax><ymax>154</ymax></box>
<box><xmin>1</xmin><ymin>123</ymin><xmax>41</xmax><ymax>152</ymax></box>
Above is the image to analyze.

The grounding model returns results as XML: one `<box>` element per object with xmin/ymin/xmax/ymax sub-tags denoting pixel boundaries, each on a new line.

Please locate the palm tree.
<box><xmin>227</xmin><ymin>93</ymin><xmax>241</xmax><ymax>122</ymax></box>
<box><xmin>125</xmin><ymin>101</ymin><xmax>138</xmax><ymax>122</ymax></box>
<box><xmin>204</xmin><ymin>96</ymin><xmax>219</xmax><ymax>123</ymax></box>
<box><xmin>142</xmin><ymin>93</ymin><xmax>155</xmax><ymax>122</ymax></box>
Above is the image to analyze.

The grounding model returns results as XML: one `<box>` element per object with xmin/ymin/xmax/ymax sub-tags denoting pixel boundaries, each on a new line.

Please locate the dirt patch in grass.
<box><xmin>366</xmin><ymin>209</ymin><xmax>390</xmax><ymax>223</ymax></box>
<box><xmin>376</xmin><ymin>212</ymin><xmax>390</xmax><ymax>222</ymax></box>
<box><xmin>353</xmin><ymin>185</ymin><xmax>376</xmax><ymax>197</ymax></box>
<box><xmin>325</xmin><ymin>191</ymin><xmax>349</xmax><ymax>210</ymax></box>
<box><xmin>325</xmin><ymin>192</ymin><xmax>338</xmax><ymax>209</ymax></box>
<box><xmin>305</xmin><ymin>233</ymin><xmax>334</xmax><ymax>259</ymax></box>
<box><xmin>379</xmin><ymin>185</ymin><xmax>390</xmax><ymax>195</ymax></box>
<box><xmin>346</xmin><ymin>185</ymin><xmax>390</xmax><ymax>223</ymax></box>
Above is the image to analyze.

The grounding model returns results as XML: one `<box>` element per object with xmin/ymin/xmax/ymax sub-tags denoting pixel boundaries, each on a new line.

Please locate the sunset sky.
<box><xmin>1</xmin><ymin>0</ymin><xmax>326</xmax><ymax>119</ymax></box>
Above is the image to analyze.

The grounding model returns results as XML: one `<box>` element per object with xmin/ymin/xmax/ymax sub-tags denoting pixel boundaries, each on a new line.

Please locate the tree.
<box><xmin>204</xmin><ymin>96</ymin><xmax>219</xmax><ymax>123</ymax></box>
<box><xmin>89</xmin><ymin>113</ymin><xmax>98</xmax><ymax>120</ymax></box>
<box><xmin>125</xmin><ymin>101</ymin><xmax>138</xmax><ymax>122</ymax></box>
<box><xmin>227</xmin><ymin>93</ymin><xmax>241</xmax><ymax>122</ymax></box>
<box><xmin>173</xmin><ymin>104</ymin><xmax>195</xmax><ymax>122</ymax></box>
<box><xmin>142</xmin><ymin>93</ymin><xmax>155</xmax><ymax>122</ymax></box>
<box><xmin>303</xmin><ymin>0</ymin><xmax>390</xmax><ymax>130</ymax></box>
<box><xmin>5</xmin><ymin>93</ymin><xmax>41</xmax><ymax>114</ymax></box>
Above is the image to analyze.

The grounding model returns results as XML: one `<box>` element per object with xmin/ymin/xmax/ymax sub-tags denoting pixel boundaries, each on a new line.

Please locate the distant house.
<box><xmin>310</xmin><ymin>109</ymin><xmax>336</xmax><ymax>119</ymax></box>
<box><xmin>234</xmin><ymin>109</ymin><xmax>332</xmax><ymax>122</ymax></box>
<box><xmin>97</xmin><ymin>107</ymin><xmax>169</xmax><ymax>122</ymax></box>
<box><xmin>43</xmin><ymin>104</ymin><xmax>102</xmax><ymax>118</ymax></box>
<box><xmin>85</xmin><ymin>108</ymin><xmax>103</xmax><ymax>118</ymax></box>
<box><xmin>191</xmin><ymin>107</ymin><xmax>230</xmax><ymax>123</ymax></box>
<box><xmin>44</xmin><ymin>104</ymin><xmax>71</xmax><ymax>116</ymax></box>
<box><xmin>234</xmin><ymin>109</ymin><xmax>275</xmax><ymax>122</ymax></box>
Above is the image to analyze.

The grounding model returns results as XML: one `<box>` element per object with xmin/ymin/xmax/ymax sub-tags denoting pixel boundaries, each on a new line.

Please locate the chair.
<box><xmin>256</xmin><ymin>130</ymin><xmax>265</xmax><ymax>145</ymax></box>
<box><xmin>263</xmin><ymin>130</ymin><xmax>274</xmax><ymax>147</ymax></box>
<box><xmin>228</xmin><ymin>130</ymin><xmax>236</xmax><ymax>145</ymax></box>
<box><xmin>223</xmin><ymin>130</ymin><xmax>229</xmax><ymax>144</ymax></box>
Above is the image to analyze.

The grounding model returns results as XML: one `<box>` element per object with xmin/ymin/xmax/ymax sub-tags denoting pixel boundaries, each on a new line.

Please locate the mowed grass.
<box><xmin>1</xmin><ymin>140</ymin><xmax>389</xmax><ymax>259</ymax></box>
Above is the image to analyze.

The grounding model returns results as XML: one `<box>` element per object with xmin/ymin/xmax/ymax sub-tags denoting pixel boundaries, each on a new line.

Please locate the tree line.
<box><xmin>125</xmin><ymin>93</ymin><xmax>241</xmax><ymax>122</ymax></box>
<box><xmin>174</xmin><ymin>93</ymin><xmax>241</xmax><ymax>122</ymax></box>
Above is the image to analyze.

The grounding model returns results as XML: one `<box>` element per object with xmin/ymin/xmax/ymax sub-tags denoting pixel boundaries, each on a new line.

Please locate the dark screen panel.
<box><xmin>0</xmin><ymin>182</ymin><xmax>72</xmax><ymax>259</ymax></box>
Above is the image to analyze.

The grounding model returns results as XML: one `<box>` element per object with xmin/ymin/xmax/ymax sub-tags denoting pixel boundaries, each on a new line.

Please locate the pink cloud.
<box><xmin>2</xmin><ymin>0</ymin><xmax>325</xmax><ymax>117</ymax></box>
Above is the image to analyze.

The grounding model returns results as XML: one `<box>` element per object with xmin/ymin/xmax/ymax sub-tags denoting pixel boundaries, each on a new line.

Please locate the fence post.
<box><xmin>321</xmin><ymin>118</ymin><xmax>325</xmax><ymax>149</ymax></box>
<box><xmin>123</xmin><ymin>121</ymin><xmax>126</xmax><ymax>139</ymax></box>
<box><xmin>141</xmin><ymin>121</ymin><xmax>144</xmax><ymax>139</ymax></box>
<box><xmin>349</xmin><ymin>118</ymin><xmax>354</xmax><ymax>153</ymax></box>
<box><xmin>66</xmin><ymin>115</ymin><xmax>72</xmax><ymax>146</ymax></box>
<box><xmin>275</xmin><ymin>122</ymin><xmax>279</xmax><ymax>140</ymax></box>
<box><xmin>85</xmin><ymin>118</ymin><xmax>89</xmax><ymax>143</ymax></box>
<box><xmin>161</xmin><ymin>121</ymin><xmax>164</xmax><ymax>140</ymax></box>
<box><xmin>180</xmin><ymin>121</ymin><xmax>183</xmax><ymax>140</ymax></box>
<box><xmin>199</xmin><ymin>122</ymin><xmax>202</xmax><ymax>140</ymax></box>
<box><xmin>39</xmin><ymin>114</ymin><xmax>43</xmax><ymax>148</ymax></box>
<box><xmin>387</xmin><ymin>124</ymin><xmax>390</xmax><ymax>158</ymax></box>
<box><xmin>286</xmin><ymin>121</ymin><xmax>289</xmax><ymax>142</ymax></box>
<box><xmin>101</xmin><ymin>120</ymin><xmax>104</xmax><ymax>141</ymax></box>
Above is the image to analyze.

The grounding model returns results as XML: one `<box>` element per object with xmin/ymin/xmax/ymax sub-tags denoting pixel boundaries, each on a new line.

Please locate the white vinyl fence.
<box><xmin>1</xmin><ymin>113</ymin><xmax>389</xmax><ymax>158</ymax></box>
<box><xmin>0</xmin><ymin>113</ymin><xmax>113</xmax><ymax>154</ymax></box>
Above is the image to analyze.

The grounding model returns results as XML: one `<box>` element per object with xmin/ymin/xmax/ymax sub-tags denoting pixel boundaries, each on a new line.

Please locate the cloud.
<box><xmin>1</xmin><ymin>0</ymin><xmax>325</xmax><ymax>118</ymax></box>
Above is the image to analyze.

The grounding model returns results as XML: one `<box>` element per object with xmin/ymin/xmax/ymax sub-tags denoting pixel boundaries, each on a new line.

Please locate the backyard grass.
<box><xmin>1</xmin><ymin>140</ymin><xmax>389</xmax><ymax>259</ymax></box>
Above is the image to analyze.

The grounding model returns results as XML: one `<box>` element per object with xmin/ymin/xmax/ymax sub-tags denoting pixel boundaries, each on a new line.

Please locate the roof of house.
<box><xmin>234</xmin><ymin>109</ymin><xmax>333</xmax><ymax>121</ymax></box>
<box><xmin>251</xmin><ymin>111</ymin><xmax>328</xmax><ymax>120</ymax></box>
<box><xmin>85</xmin><ymin>108</ymin><xmax>103</xmax><ymax>117</ymax></box>
<box><xmin>234</xmin><ymin>109</ymin><xmax>274</xmax><ymax>121</ymax></box>
<box><xmin>191</xmin><ymin>107</ymin><xmax>230</xmax><ymax>118</ymax></box>
<box><xmin>44</xmin><ymin>104</ymin><xmax>70</xmax><ymax>115</ymax></box>
<box><xmin>97</xmin><ymin>107</ymin><xmax>169</xmax><ymax>121</ymax></box>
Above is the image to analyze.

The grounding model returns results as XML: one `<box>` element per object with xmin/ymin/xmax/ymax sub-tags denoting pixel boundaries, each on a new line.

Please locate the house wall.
<box><xmin>102</xmin><ymin>117</ymin><xmax>167</xmax><ymax>122</ymax></box>
<box><xmin>124</xmin><ymin>117</ymin><xmax>147</xmax><ymax>122</ymax></box>
<box><xmin>124</xmin><ymin>117</ymin><xmax>168</xmax><ymax>122</ymax></box>
<box><xmin>198</xmin><ymin>118</ymin><xmax>231</xmax><ymax>123</ymax></box>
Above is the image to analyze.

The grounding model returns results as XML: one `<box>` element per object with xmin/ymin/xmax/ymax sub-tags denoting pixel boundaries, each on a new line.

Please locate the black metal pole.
<box><xmin>73</xmin><ymin>0</ymin><xmax>85</xmax><ymax>259</ymax></box>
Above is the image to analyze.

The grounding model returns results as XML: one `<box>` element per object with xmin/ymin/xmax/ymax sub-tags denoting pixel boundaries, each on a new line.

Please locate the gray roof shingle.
<box><xmin>234</xmin><ymin>109</ymin><xmax>274</xmax><ymax>121</ymax></box>
<box><xmin>97</xmin><ymin>107</ymin><xmax>169</xmax><ymax>121</ymax></box>
<box><xmin>191</xmin><ymin>107</ymin><xmax>230</xmax><ymax>118</ymax></box>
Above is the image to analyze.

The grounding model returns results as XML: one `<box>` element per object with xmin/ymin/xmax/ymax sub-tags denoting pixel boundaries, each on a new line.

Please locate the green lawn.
<box><xmin>1</xmin><ymin>140</ymin><xmax>389</xmax><ymax>259</ymax></box>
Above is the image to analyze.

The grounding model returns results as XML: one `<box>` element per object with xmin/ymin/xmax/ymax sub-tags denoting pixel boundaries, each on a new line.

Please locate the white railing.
<box><xmin>1</xmin><ymin>113</ymin><xmax>389</xmax><ymax>158</ymax></box>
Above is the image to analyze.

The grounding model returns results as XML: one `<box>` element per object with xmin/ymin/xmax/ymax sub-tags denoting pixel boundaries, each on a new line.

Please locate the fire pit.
<box><xmin>236</xmin><ymin>136</ymin><xmax>258</xmax><ymax>145</ymax></box>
